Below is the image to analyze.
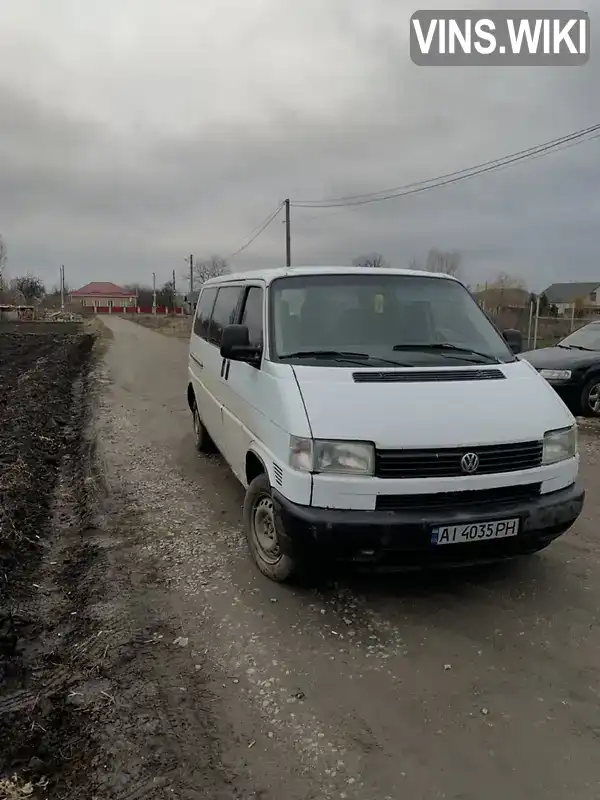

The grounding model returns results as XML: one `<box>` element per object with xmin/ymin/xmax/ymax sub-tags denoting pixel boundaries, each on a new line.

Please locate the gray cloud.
<box><xmin>0</xmin><ymin>0</ymin><xmax>597</xmax><ymax>292</ymax></box>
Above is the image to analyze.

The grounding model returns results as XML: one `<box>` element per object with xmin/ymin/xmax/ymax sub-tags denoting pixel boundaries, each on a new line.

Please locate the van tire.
<box><xmin>244</xmin><ymin>474</ymin><xmax>300</xmax><ymax>583</ymax></box>
<box><xmin>192</xmin><ymin>402</ymin><xmax>215</xmax><ymax>454</ymax></box>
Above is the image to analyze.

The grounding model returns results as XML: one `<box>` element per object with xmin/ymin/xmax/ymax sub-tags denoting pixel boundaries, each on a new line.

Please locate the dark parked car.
<box><xmin>521</xmin><ymin>321</ymin><xmax>600</xmax><ymax>417</ymax></box>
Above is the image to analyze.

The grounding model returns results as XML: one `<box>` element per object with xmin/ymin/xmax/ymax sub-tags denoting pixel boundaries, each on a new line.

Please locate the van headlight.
<box><xmin>542</xmin><ymin>425</ymin><xmax>577</xmax><ymax>465</ymax></box>
<box><xmin>289</xmin><ymin>437</ymin><xmax>375</xmax><ymax>475</ymax></box>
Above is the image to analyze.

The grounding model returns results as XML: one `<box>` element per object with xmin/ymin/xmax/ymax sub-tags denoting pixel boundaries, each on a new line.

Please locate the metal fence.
<box><xmin>484</xmin><ymin>303</ymin><xmax>600</xmax><ymax>349</ymax></box>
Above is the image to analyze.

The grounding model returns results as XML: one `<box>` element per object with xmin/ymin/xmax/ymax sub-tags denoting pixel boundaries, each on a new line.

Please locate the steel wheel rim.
<box><xmin>193</xmin><ymin>407</ymin><xmax>201</xmax><ymax>439</ymax></box>
<box><xmin>589</xmin><ymin>384</ymin><xmax>600</xmax><ymax>413</ymax></box>
<box><xmin>251</xmin><ymin>493</ymin><xmax>281</xmax><ymax>564</ymax></box>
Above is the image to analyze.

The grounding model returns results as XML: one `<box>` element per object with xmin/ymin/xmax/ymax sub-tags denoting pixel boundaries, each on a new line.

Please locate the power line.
<box><xmin>291</xmin><ymin>123</ymin><xmax>600</xmax><ymax>209</ymax></box>
<box><xmin>294</xmin><ymin>130</ymin><xmax>600</xmax><ymax>221</ymax></box>
<box><xmin>293</xmin><ymin>123</ymin><xmax>600</xmax><ymax>205</ymax></box>
<box><xmin>227</xmin><ymin>202</ymin><xmax>284</xmax><ymax>260</ymax></box>
<box><xmin>293</xmin><ymin>123</ymin><xmax>600</xmax><ymax>207</ymax></box>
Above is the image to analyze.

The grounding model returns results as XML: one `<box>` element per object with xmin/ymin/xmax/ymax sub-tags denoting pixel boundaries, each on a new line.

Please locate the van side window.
<box><xmin>193</xmin><ymin>287</ymin><xmax>217</xmax><ymax>339</ymax></box>
<box><xmin>240</xmin><ymin>287</ymin><xmax>264</xmax><ymax>346</ymax></box>
<box><xmin>207</xmin><ymin>286</ymin><xmax>242</xmax><ymax>346</ymax></box>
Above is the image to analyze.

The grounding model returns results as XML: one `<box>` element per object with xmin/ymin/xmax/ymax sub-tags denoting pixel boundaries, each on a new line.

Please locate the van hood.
<box><xmin>292</xmin><ymin>361</ymin><xmax>573</xmax><ymax>448</ymax></box>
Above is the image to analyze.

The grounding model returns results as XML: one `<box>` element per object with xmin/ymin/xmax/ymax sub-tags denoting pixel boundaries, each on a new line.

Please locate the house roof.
<box><xmin>542</xmin><ymin>282</ymin><xmax>600</xmax><ymax>303</ymax></box>
<box><xmin>71</xmin><ymin>282</ymin><xmax>135</xmax><ymax>298</ymax></box>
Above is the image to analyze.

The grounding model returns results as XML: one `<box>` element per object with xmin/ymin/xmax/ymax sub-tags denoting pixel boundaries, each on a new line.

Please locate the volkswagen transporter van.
<box><xmin>187</xmin><ymin>267</ymin><xmax>584</xmax><ymax>582</ymax></box>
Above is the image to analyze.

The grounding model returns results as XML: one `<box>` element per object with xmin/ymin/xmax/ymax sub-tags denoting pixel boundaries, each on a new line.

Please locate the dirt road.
<box><xmin>96</xmin><ymin>315</ymin><xmax>600</xmax><ymax>799</ymax></box>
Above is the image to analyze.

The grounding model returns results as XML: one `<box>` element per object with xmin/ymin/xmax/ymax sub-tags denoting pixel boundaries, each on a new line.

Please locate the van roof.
<box><xmin>202</xmin><ymin>265</ymin><xmax>460</xmax><ymax>287</ymax></box>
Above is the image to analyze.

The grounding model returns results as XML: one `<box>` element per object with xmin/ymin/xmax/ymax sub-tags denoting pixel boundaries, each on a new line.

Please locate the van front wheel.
<box><xmin>244</xmin><ymin>474</ymin><xmax>300</xmax><ymax>582</ymax></box>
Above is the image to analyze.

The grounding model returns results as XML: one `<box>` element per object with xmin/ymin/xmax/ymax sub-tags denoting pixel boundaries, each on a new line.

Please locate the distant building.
<box><xmin>542</xmin><ymin>282</ymin><xmax>600</xmax><ymax>316</ymax></box>
<box><xmin>71</xmin><ymin>282</ymin><xmax>137</xmax><ymax>309</ymax></box>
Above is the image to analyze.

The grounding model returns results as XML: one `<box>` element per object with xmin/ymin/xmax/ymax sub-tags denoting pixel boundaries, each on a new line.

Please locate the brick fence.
<box><xmin>86</xmin><ymin>306</ymin><xmax>186</xmax><ymax>315</ymax></box>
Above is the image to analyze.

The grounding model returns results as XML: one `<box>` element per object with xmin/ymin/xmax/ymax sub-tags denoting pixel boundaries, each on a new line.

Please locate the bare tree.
<box><xmin>193</xmin><ymin>255</ymin><xmax>229</xmax><ymax>286</ymax></box>
<box><xmin>478</xmin><ymin>272</ymin><xmax>528</xmax><ymax>311</ymax></box>
<box><xmin>409</xmin><ymin>249</ymin><xmax>461</xmax><ymax>277</ymax></box>
<box><xmin>160</xmin><ymin>280</ymin><xmax>176</xmax><ymax>308</ymax></box>
<box><xmin>41</xmin><ymin>281</ymin><xmax>71</xmax><ymax>308</ymax></box>
<box><xmin>11</xmin><ymin>274</ymin><xmax>46</xmax><ymax>304</ymax></box>
<box><xmin>124</xmin><ymin>282</ymin><xmax>175</xmax><ymax>308</ymax></box>
<box><xmin>492</xmin><ymin>271</ymin><xmax>526</xmax><ymax>291</ymax></box>
<box><xmin>425</xmin><ymin>248</ymin><xmax>461</xmax><ymax>277</ymax></box>
<box><xmin>351</xmin><ymin>253</ymin><xmax>389</xmax><ymax>269</ymax></box>
<box><xmin>125</xmin><ymin>283</ymin><xmax>153</xmax><ymax>308</ymax></box>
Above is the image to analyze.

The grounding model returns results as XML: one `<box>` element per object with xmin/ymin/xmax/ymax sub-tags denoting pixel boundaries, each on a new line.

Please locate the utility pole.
<box><xmin>188</xmin><ymin>254</ymin><xmax>194</xmax><ymax>298</ymax></box>
<box><xmin>285</xmin><ymin>199</ymin><xmax>291</xmax><ymax>267</ymax></box>
<box><xmin>152</xmin><ymin>272</ymin><xmax>157</xmax><ymax>311</ymax></box>
<box><xmin>533</xmin><ymin>293</ymin><xmax>541</xmax><ymax>349</ymax></box>
<box><xmin>172</xmin><ymin>269</ymin><xmax>176</xmax><ymax>312</ymax></box>
<box><xmin>60</xmin><ymin>265</ymin><xmax>65</xmax><ymax>311</ymax></box>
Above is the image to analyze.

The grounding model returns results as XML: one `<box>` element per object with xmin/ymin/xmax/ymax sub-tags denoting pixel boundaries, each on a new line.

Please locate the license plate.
<box><xmin>431</xmin><ymin>518</ymin><xmax>520</xmax><ymax>546</ymax></box>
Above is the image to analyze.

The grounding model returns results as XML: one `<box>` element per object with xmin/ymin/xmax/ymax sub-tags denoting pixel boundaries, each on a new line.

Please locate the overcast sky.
<box><xmin>0</xmin><ymin>0</ymin><xmax>597</xmax><ymax>292</ymax></box>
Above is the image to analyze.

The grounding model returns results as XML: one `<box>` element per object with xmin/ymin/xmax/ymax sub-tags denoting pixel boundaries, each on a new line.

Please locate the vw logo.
<box><xmin>460</xmin><ymin>452</ymin><xmax>479</xmax><ymax>474</ymax></box>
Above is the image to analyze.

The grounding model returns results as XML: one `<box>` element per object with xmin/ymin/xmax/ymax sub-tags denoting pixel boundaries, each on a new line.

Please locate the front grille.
<box><xmin>352</xmin><ymin>368</ymin><xmax>505</xmax><ymax>383</ymax></box>
<box><xmin>375</xmin><ymin>440</ymin><xmax>543</xmax><ymax>479</ymax></box>
<box><xmin>376</xmin><ymin>483</ymin><xmax>541</xmax><ymax>513</ymax></box>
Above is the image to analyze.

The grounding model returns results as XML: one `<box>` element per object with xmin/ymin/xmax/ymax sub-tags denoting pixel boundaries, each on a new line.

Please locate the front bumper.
<box><xmin>272</xmin><ymin>482</ymin><xmax>585</xmax><ymax>569</ymax></box>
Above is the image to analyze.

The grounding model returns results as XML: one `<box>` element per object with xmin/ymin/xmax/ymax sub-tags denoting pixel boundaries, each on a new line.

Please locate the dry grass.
<box><xmin>84</xmin><ymin>316</ymin><xmax>114</xmax><ymax>340</ymax></box>
<box><xmin>128</xmin><ymin>314</ymin><xmax>192</xmax><ymax>339</ymax></box>
<box><xmin>83</xmin><ymin>316</ymin><xmax>114</xmax><ymax>359</ymax></box>
<box><xmin>0</xmin><ymin>776</ymin><xmax>48</xmax><ymax>798</ymax></box>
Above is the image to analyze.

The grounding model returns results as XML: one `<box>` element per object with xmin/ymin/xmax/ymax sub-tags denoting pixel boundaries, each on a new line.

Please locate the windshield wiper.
<box><xmin>563</xmin><ymin>344</ymin><xmax>595</xmax><ymax>351</ymax></box>
<box><xmin>278</xmin><ymin>350</ymin><xmax>411</xmax><ymax>367</ymax></box>
<box><xmin>392</xmin><ymin>342</ymin><xmax>501</xmax><ymax>364</ymax></box>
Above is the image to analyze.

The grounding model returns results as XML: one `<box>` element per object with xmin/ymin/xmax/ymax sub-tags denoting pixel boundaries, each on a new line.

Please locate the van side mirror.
<box><xmin>220</xmin><ymin>324</ymin><xmax>262</xmax><ymax>364</ymax></box>
<box><xmin>503</xmin><ymin>328</ymin><xmax>522</xmax><ymax>354</ymax></box>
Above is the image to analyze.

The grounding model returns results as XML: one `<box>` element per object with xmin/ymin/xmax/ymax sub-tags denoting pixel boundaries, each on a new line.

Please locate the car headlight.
<box><xmin>542</xmin><ymin>425</ymin><xmax>578</xmax><ymax>465</ymax></box>
<box><xmin>539</xmin><ymin>369</ymin><xmax>572</xmax><ymax>381</ymax></box>
<box><xmin>289</xmin><ymin>437</ymin><xmax>375</xmax><ymax>475</ymax></box>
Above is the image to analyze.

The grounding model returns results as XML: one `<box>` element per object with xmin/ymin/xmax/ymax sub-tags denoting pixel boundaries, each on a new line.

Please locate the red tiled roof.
<box><xmin>71</xmin><ymin>282</ymin><xmax>135</xmax><ymax>298</ymax></box>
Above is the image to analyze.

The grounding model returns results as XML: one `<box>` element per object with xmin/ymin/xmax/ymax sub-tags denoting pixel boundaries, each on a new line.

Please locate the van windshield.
<box><xmin>269</xmin><ymin>273</ymin><xmax>515</xmax><ymax>367</ymax></box>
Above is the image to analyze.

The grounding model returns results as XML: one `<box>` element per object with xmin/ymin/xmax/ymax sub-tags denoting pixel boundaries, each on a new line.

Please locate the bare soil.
<box><xmin>0</xmin><ymin>331</ymin><xmax>95</xmax><ymax>797</ymax></box>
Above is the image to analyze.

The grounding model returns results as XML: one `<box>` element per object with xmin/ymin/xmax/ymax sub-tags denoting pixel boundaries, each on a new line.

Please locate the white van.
<box><xmin>187</xmin><ymin>266</ymin><xmax>584</xmax><ymax>582</ymax></box>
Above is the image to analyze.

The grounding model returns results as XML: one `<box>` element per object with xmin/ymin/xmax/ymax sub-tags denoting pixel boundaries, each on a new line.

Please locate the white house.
<box><xmin>542</xmin><ymin>282</ymin><xmax>600</xmax><ymax>316</ymax></box>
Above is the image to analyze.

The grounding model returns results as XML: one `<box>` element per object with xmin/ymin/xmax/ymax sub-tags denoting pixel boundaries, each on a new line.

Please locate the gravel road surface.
<box><xmin>98</xmin><ymin>314</ymin><xmax>600</xmax><ymax>800</ymax></box>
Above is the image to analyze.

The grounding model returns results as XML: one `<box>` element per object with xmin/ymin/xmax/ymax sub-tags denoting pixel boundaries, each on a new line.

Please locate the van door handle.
<box><xmin>191</xmin><ymin>353</ymin><xmax>203</xmax><ymax>370</ymax></box>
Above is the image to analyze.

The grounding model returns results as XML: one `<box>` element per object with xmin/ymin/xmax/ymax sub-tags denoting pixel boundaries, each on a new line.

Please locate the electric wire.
<box><xmin>227</xmin><ymin>202</ymin><xmax>285</xmax><ymax>259</ymax></box>
<box><xmin>291</xmin><ymin>123</ymin><xmax>600</xmax><ymax>209</ymax></box>
<box><xmin>293</xmin><ymin>129</ymin><xmax>600</xmax><ymax>220</ymax></box>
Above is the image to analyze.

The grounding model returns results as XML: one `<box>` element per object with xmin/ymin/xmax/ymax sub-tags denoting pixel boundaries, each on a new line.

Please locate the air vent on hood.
<box><xmin>352</xmin><ymin>368</ymin><xmax>505</xmax><ymax>383</ymax></box>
